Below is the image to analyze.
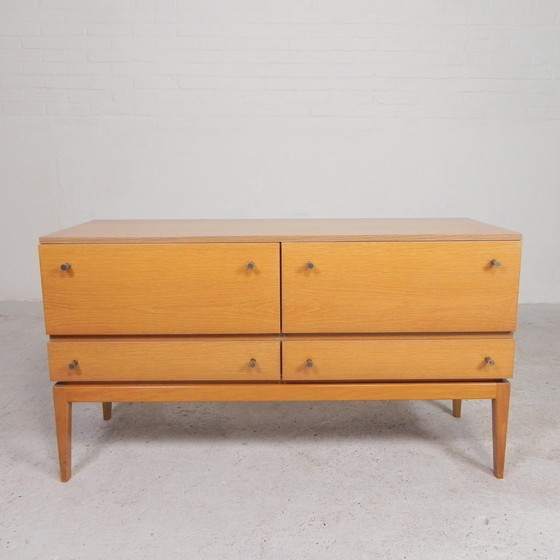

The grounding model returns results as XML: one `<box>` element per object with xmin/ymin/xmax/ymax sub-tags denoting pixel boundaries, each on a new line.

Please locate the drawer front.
<box><xmin>40</xmin><ymin>243</ymin><xmax>280</xmax><ymax>335</ymax></box>
<box><xmin>282</xmin><ymin>241</ymin><xmax>521</xmax><ymax>333</ymax></box>
<box><xmin>283</xmin><ymin>338</ymin><xmax>515</xmax><ymax>381</ymax></box>
<box><xmin>49</xmin><ymin>339</ymin><xmax>280</xmax><ymax>382</ymax></box>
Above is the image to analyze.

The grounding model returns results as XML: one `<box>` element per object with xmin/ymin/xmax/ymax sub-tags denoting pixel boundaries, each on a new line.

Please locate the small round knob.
<box><xmin>246</xmin><ymin>261</ymin><xmax>256</xmax><ymax>270</ymax></box>
<box><xmin>60</xmin><ymin>263</ymin><xmax>72</xmax><ymax>271</ymax></box>
<box><xmin>485</xmin><ymin>357</ymin><xmax>495</xmax><ymax>366</ymax></box>
<box><xmin>490</xmin><ymin>259</ymin><xmax>502</xmax><ymax>267</ymax></box>
<box><xmin>305</xmin><ymin>262</ymin><xmax>315</xmax><ymax>270</ymax></box>
<box><xmin>68</xmin><ymin>360</ymin><xmax>79</xmax><ymax>370</ymax></box>
<box><xmin>249</xmin><ymin>358</ymin><xmax>257</xmax><ymax>368</ymax></box>
<box><xmin>305</xmin><ymin>359</ymin><xmax>314</xmax><ymax>368</ymax></box>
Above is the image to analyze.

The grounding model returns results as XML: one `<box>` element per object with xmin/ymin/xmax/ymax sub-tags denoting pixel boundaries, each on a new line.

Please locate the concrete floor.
<box><xmin>1</xmin><ymin>302</ymin><xmax>559</xmax><ymax>559</ymax></box>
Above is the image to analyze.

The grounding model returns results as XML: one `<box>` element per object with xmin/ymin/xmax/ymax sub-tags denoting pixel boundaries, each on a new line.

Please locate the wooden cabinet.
<box><xmin>39</xmin><ymin>218</ymin><xmax>521</xmax><ymax>481</ymax></box>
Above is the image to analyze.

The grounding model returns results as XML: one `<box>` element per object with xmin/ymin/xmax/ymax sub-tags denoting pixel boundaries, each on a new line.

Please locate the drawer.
<box><xmin>283</xmin><ymin>338</ymin><xmax>515</xmax><ymax>381</ymax></box>
<box><xmin>40</xmin><ymin>243</ymin><xmax>280</xmax><ymax>335</ymax></box>
<box><xmin>282</xmin><ymin>241</ymin><xmax>521</xmax><ymax>333</ymax></box>
<box><xmin>48</xmin><ymin>339</ymin><xmax>280</xmax><ymax>382</ymax></box>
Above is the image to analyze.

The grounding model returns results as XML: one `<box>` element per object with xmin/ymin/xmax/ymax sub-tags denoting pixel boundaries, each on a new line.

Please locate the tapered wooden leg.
<box><xmin>452</xmin><ymin>399</ymin><xmax>462</xmax><ymax>418</ymax></box>
<box><xmin>53</xmin><ymin>385</ymin><xmax>72</xmax><ymax>482</ymax></box>
<box><xmin>102</xmin><ymin>402</ymin><xmax>112</xmax><ymax>421</ymax></box>
<box><xmin>492</xmin><ymin>381</ymin><xmax>510</xmax><ymax>479</ymax></box>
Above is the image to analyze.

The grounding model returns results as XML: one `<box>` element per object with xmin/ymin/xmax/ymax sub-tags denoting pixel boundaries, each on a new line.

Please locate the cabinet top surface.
<box><xmin>39</xmin><ymin>218</ymin><xmax>521</xmax><ymax>244</ymax></box>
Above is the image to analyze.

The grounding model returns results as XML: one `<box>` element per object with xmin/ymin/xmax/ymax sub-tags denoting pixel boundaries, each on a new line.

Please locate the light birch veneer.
<box><xmin>39</xmin><ymin>218</ymin><xmax>522</xmax><ymax>481</ymax></box>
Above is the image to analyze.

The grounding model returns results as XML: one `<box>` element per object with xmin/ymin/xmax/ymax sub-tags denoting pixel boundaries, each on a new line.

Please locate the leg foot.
<box><xmin>53</xmin><ymin>385</ymin><xmax>72</xmax><ymax>482</ymax></box>
<box><xmin>452</xmin><ymin>399</ymin><xmax>462</xmax><ymax>418</ymax></box>
<box><xmin>492</xmin><ymin>381</ymin><xmax>510</xmax><ymax>479</ymax></box>
<box><xmin>102</xmin><ymin>402</ymin><xmax>112</xmax><ymax>421</ymax></box>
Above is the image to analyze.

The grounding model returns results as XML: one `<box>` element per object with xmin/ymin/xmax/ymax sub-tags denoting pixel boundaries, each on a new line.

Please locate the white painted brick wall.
<box><xmin>1</xmin><ymin>0</ymin><xmax>560</xmax><ymax>300</ymax></box>
<box><xmin>1</xmin><ymin>0</ymin><xmax>558</xmax><ymax>121</ymax></box>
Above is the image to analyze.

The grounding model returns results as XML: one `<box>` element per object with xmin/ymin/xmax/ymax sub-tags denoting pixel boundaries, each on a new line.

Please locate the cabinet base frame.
<box><xmin>53</xmin><ymin>380</ymin><xmax>510</xmax><ymax>482</ymax></box>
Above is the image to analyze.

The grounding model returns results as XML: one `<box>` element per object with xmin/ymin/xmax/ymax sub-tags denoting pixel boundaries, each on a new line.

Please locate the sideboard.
<box><xmin>39</xmin><ymin>218</ymin><xmax>522</xmax><ymax>481</ymax></box>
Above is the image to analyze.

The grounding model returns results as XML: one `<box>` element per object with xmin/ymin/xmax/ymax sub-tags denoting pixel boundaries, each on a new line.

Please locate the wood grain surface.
<box><xmin>40</xmin><ymin>218</ymin><xmax>521</xmax><ymax>244</ymax></box>
<box><xmin>282</xmin><ymin>338</ymin><xmax>515</xmax><ymax>381</ymax></box>
<box><xmin>40</xmin><ymin>243</ymin><xmax>280</xmax><ymax>335</ymax></box>
<box><xmin>282</xmin><ymin>241</ymin><xmax>521</xmax><ymax>333</ymax></box>
<box><xmin>48</xmin><ymin>339</ymin><xmax>280</xmax><ymax>382</ymax></box>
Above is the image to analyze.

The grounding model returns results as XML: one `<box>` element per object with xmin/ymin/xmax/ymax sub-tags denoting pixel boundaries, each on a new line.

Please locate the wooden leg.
<box><xmin>492</xmin><ymin>381</ymin><xmax>510</xmax><ymax>479</ymax></box>
<box><xmin>49</xmin><ymin>381</ymin><xmax>504</xmax><ymax>480</ymax></box>
<box><xmin>102</xmin><ymin>402</ymin><xmax>112</xmax><ymax>421</ymax></box>
<box><xmin>53</xmin><ymin>385</ymin><xmax>72</xmax><ymax>483</ymax></box>
<box><xmin>452</xmin><ymin>399</ymin><xmax>462</xmax><ymax>418</ymax></box>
